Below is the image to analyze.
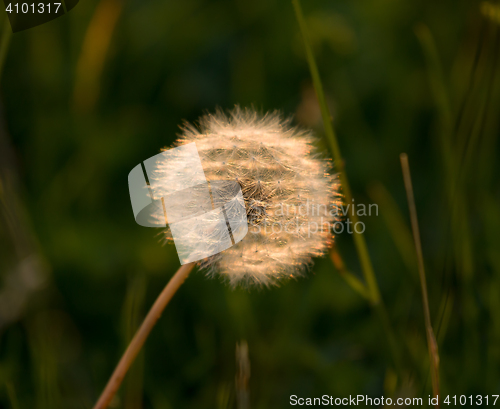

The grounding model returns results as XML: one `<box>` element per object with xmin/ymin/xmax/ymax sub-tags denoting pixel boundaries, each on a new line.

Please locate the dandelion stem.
<box><xmin>292</xmin><ymin>0</ymin><xmax>380</xmax><ymax>305</ymax></box>
<box><xmin>400</xmin><ymin>153</ymin><xmax>440</xmax><ymax>405</ymax></box>
<box><xmin>92</xmin><ymin>262</ymin><xmax>195</xmax><ymax>409</ymax></box>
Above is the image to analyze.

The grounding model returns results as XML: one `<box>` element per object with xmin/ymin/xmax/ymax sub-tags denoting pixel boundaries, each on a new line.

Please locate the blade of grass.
<box><xmin>462</xmin><ymin>24</ymin><xmax>500</xmax><ymax>181</ymax></box>
<box><xmin>330</xmin><ymin>246</ymin><xmax>370</xmax><ymax>300</ymax></box>
<box><xmin>415</xmin><ymin>24</ymin><xmax>474</xmax><ymax>345</ymax></box>
<box><xmin>452</xmin><ymin>20</ymin><xmax>486</xmax><ymax>143</ymax></box>
<box><xmin>414</xmin><ymin>24</ymin><xmax>453</xmax><ymax>138</ymax></box>
<box><xmin>368</xmin><ymin>181</ymin><xmax>438</xmax><ymax>383</ymax></box>
<box><xmin>293</xmin><ymin>0</ymin><xmax>403</xmax><ymax>375</ymax></box>
<box><xmin>292</xmin><ymin>0</ymin><xmax>380</xmax><ymax>306</ymax></box>
<box><xmin>414</xmin><ymin>24</ymin><xmax>456</xmax><ymax>210</ymax></box>
<box><xmin>435</xmin><ymin>289</ymin><xmax>454</xmax><ymax>345</ymax></box>
<box><xmin>400</xmin><ymin>153</ymin><xmax>440</xmax><ymax>405</ymax></box>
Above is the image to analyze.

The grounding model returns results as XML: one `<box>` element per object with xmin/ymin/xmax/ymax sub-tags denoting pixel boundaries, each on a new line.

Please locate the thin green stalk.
<box><xmin>293</xmin><ymin>0</ymin><xmax>403</xmax><ymax>375</ymax></box>
<box><xmin>330</xmin><ymin>246</ymin><xmax>370</xmax><ymax>301</ymax></box>
<box><xmin>292</xmin><ymin>0</ymin><xmax>380</xmax><ymax>305</ymax></box>
<box><xmin>414</xmin><ymin>24</ymin><xmax>454</xmax><ymax>192</ymax></box>
<box><xmin>415</xmin><ymin>21</ymin><xmax>474</xmax><ymax>305</ymax></box>
<box><xmin>462</xmin><ymin>25</ymin><xmax>499</xmax><ymax>182</ymax></box>
<box><xmin>400</xmin><ymin>154</ymin><xmax>440</xmax><ymax>405</ymax></box>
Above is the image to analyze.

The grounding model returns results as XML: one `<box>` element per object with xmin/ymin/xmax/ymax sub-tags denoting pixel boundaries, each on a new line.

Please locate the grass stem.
<box><xmin>330</xmin><ymin>246</ymin><xmax>370</xmax><ymax>301</ymax></box>
<box><xmin>292</xmin><ymin>0</ymin><xmax>405</xmax><ymax>375</ymax></box>
<box><xmin>400</xmin><ymin>153</ymin><xmax>440</xmax><ymax>405</ymax></box>
<box><xmin>292</xmin><ymin>0</ymin><xmax>380</xmax><ymax>305</ymax></box>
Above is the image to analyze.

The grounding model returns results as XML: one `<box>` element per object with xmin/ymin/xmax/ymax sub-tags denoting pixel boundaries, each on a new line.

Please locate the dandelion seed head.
<box><xmin>161</xmin><ymin>106</ymin><xmax>341</xmax><ymax>287</ymax></box>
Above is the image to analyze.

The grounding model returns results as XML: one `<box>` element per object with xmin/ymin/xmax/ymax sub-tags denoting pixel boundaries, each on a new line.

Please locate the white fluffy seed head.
<box><xmin>162</xmin><ymin>106</ymin><xmax>341</xmax><ymax>287</ymax></box>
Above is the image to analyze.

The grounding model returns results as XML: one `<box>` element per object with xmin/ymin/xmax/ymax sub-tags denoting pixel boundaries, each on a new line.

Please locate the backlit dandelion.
<box><xmin>160</xmin><ymin>106</ymin><xmax>341</xmax><ymax>286</ymax></box>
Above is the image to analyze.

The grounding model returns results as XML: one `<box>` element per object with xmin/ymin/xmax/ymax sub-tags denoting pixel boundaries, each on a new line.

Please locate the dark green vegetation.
<box><xmin>1</xmin><ymin>0</ymin><xmax>499</xmax><ymax>407</ymax></box>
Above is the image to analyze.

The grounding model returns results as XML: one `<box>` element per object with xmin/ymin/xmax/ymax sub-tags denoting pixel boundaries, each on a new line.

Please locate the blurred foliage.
<box><xmin>0</xmin><ymin>0</ymin><xmax>500</xmax><ymax>407</ymax></box>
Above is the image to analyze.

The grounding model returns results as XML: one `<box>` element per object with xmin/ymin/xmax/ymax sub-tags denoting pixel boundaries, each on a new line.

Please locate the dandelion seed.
<box><xmin>160</xmin><ymin>106</ymin><xmax>341</xmax><ymax>287</ymax></box>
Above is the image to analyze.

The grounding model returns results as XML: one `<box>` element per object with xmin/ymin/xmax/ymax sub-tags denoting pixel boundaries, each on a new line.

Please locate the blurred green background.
<box><xmin>1</xmin><ymin>0</ymin><xmax>500</xmax><ymax>407</ymax></box>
